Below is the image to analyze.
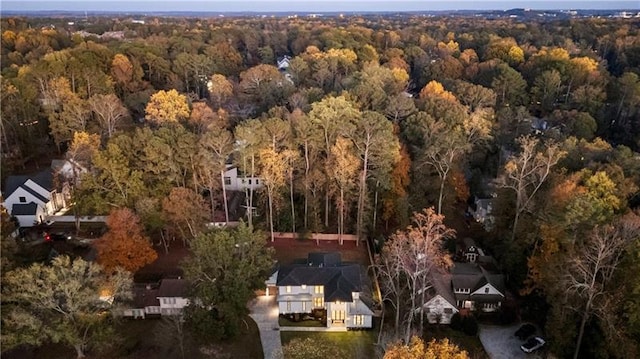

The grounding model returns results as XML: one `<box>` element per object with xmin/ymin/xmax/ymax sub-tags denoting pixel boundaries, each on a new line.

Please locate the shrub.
<box><xmin>450</xmin><ymin>312</ymin><xmax>463</xmax><ymax>331</ymax></box>
<box><xmin>462</xmin><ymin>315</ymin><xmax>478</xmax><ymax>336</ymax></box>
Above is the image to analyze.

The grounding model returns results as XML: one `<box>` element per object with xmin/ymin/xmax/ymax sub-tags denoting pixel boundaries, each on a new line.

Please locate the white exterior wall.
<box><xmin>158</xmin><ymin>297</ymin><xmax>189</xmax><ymax>315</ymax></box>
<box><xmin>277</xmin><ymin>285</ymin><xmax>315</xmax><ymax>314</ymax></box>
<box><xmin>4</xmin><ymin>187</ymin><xmax>47</xmax><ymax>215</ymax></box>
<box><xmin>423</xmin><ymin>295</ymin><xmax>459</xmax><ymax>324</ymax></box>
<box><xmin>223</xmin><ymin>166</ymin><xmax>263</xmax><ymax>192</ymax></box>
<box><xmin>471</xmin><ymin>283</ymin><xmax>503</xmax><ymax>297</ymax></box>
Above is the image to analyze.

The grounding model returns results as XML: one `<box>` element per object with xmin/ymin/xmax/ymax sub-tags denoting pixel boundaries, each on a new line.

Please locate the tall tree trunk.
<box><xmin>438</xmin><ymin>174</ymin><xmax>447</xmax><ymax>214</ymax></box>
<box><xmin>220</xmin><ymin>170</ymin><xmax>229</xmax><ymax>224</ymax></box>
<box><xmin>249</xmin><ymin>155</ymin><xmax>255</xmax><ymax>227</ymax></box>
<box><xmin>325</xmin><ymin>192</ymin><xmax>330</xmax><ymax>228</ymax></box>
<box><xmin>290</xmin><ymin>170</ymin><xmax>295</xmax><ymax>233</ymax></box>
<box><xmin>574</xmin><ymin>300</ymin><xmax>591</xmax><ymax>359</ymax></box>
<box><xmin>74</xmin><ymin>344</ymin><xmax>85</xmax><ymax>359</ymax></box>
<box><xmin>372</xmin><ymin>181</ymin><xmax>379</xmax><ymax>233</ymax></box>
<box><xmin>338</xmin><ymin>188</ymin><xmax>344</xmax><ymax>245</ymax></box>
<box><xmin>511</xmin><ymin>210</ymin><xmax>521</xmax><ymax>242</ymax></box>
<box><xmin>304</xmin><ymin>143</ymin><xmax>310</xmax><ymax>229</ymax></box>
<box><xmin>356</xmin><ymin>150</ymin><xmax>369</xmax><ymax>247</ymax></box>
<box><xmin>268</xmin><ymin>187</ymin><xmax>275</xmax><ymax>242</ymax></box>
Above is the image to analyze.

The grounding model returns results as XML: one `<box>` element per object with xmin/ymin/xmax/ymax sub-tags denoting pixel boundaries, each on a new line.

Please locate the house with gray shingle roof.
<box><xmin>2</xmin><ymin>167</ymin><xmax>67</xmax><ymax>227</ymax></box>
<box><xmin>276</xmin><ymin>252</ymin><xmax>373</xmax><ymax>329</ymax></box>
<box><xmin>451</xmin><ymin>261</ymin><xmax>505</xmax><ymax>312</ymax></box>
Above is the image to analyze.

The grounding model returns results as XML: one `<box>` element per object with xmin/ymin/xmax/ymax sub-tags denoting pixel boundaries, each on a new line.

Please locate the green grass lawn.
<box><xmin>281</xmin><ymin>330</ymin><xmax>378</xmax><ymax>359</ymax></box>
<box><xmin>423</xmin><ymin>325</ymin><xmax>489</xmax><ymax>359</ymax></box>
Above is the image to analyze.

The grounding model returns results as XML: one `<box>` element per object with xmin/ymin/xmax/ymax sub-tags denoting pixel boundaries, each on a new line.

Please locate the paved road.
<box><xmin>479</xmin><ymin>324</ymin><xmax>544</xmax><ymax>359</ymax></box>
<box><xmin>249</xmin><ymin>295</ymin><xmax>283</xmax><ymax>359</ymax></box>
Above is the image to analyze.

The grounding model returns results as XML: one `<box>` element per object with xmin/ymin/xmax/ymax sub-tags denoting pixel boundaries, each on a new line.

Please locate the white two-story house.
<box><xmin>276</xmin><ymin>253</ymin><xmax>374</xmax><ymax>329</ymax></box>
<box><xmin>3</xmin><ymin>169</ymin><xmax>67</xmax><ymax>227</ymax></box>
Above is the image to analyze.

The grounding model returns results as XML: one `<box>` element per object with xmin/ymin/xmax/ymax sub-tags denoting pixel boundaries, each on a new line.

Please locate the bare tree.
<box><xmin>377</xmin><ymin>208</ymin><xmax>454</xmax><ymax>343</ymax></box>
<box><xmin>89</xmin><ymin>94</ymin><xmax>129</xmax><ymax>138</ymax></box>
<box><xmin>563</xmin><ymin>213</ymin><xmax>640</xmax><ymax>359</ymax></box>
<box><xmin>373</xmin><ymin>239</ymin><xmax>407</xmax><ymax>339</ymax></box>
<box><xmin>154</xmin><ymin>314</ymin><xmax>187</xmax><ymax>359</ymax></box>
<box><xmin>500</xmin><ymin>135</ymin><xmax>566</xmax><ymax>241</ymax></box>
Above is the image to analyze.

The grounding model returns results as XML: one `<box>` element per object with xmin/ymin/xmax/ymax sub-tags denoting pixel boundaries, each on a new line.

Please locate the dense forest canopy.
<box><xmin>1</xmin><ymin>13</ymin><xmax>639</xmax><ymax>358</ymax></box>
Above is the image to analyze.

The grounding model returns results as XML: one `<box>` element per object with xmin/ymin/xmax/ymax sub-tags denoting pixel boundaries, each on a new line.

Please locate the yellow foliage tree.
<box><xmin>384</xmin><ymin>337</ymin><xmax>469</xmax><ymax>359</ymax></box>
<box><xmin>144</xmin><ymin>89</ymin><xmax>190</xmax><ymax>126</ymax></box>
<box><xmin>419</xmin><ymin>80</ymin><xmax>457</xmax><ymax>103</ymax></box>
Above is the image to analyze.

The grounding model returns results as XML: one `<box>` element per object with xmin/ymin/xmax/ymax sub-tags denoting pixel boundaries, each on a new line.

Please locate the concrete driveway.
<box><xmin>479</xmin><ymin>323</ymin><xmax>545</xmax><ymax>359</ymax></box>
<box><xmin>249</xmin><ymin>295</ymin><xmax>283</xmax><ymax>359</ymax></box>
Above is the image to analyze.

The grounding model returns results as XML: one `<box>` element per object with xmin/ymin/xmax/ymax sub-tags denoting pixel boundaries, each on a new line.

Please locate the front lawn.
<box><xmin>423</xmin><ymin>325</ymin><xmax>489</xmax><ymax>359</ymax></box>
<box><xmin>281</xmin><ymin>330</ymin><xmax>378</xmax><ymax>359</ymax></box>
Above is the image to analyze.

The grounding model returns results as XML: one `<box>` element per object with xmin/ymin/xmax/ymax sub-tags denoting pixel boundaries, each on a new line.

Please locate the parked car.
<box><xmin>44</xmin><ymin>232</ymin><xmax>71</xmax><ymax>242</ymax></box>
<box><xmin>521</xmin><ymin>336</ymin><xmax>545</xmax><ymax>353</ymax></box>
<box><xmin>515</xmin><ymin>323</ymin><xmax>536</xmax><ymax>340</ymax></box>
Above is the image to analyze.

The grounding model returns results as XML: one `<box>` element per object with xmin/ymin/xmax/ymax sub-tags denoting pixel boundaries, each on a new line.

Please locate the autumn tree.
<box><xmin>162</xmin><ymin>187</ymin><xmax>210</xmax><ymax>241</ymax></box>
<box><xmin>1</xmin><ymin>256</ymin><xmax>132</xmax><ymax>359</ymax></box>
<box><xmin>500</xmin><ymin>136</ymin><xmax>566</xmax><ymax>241</ymax></box>
<box><xmin>259</xmin><ymin>147</ymin><xmax>296</xmax><ymax>242</ymax></box>
<box><xmin>384</xmin><ymin>337</ymin><xmax>469</xmax><ymax>359</ymax></box>
<box><xmin>378</xmin><ymin>208</ymin><xmax>454</xmax><ymax>342</ymax></box>
<box><xmin>182</xmin><ymin>223</ymin><xmax>274</xmax><ymax>340</ymax></box>
<box><xmin>88</xmin><ymin>93</ymin><xmax>129</xmax><ymax>138</ymax></box>
<box><xmin>207</xmin><ymin>73</ymin><xmax>233</xmax><ymax>109</ymax></box>
<box><xmin>562</xmin><ymin>213</ymin><xmax>640</xmax><ymax>359</ymax></box>
<box><xmin>96</xmin><ymin>208</ymin><xmax>157</xmax><ymax>273</ymax></box>
<box><xmin>198</xmin><ymin>129</ymin><xmax>234</xmax><ymax>223</ymax></box>
<box><xmin>352</xmin><ymin>111</ymin><xmax>399</xmax><ymax>242</ymax></box>
<box><xmin>329</xmin><ymin>137</ymin><xmax>360</xmax><ymax>244</ymax></box>
<box><xmin>144</xmin><ymin>89</ymin><xmax>190</xmax><ymax>126</ymax></box>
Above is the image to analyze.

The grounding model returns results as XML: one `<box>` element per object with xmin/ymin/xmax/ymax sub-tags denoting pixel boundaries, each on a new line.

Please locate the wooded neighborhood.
<box><xmin>1</xmin><ymin>5</ymin><xmax>639</xmax><ymax>359</ymax></box>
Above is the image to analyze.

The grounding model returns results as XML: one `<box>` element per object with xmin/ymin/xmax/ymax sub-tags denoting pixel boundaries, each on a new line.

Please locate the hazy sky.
<box><xmin>2</xmin><ymin>0</ymin><xmax>638</xmax><ymax>12</ymax></box>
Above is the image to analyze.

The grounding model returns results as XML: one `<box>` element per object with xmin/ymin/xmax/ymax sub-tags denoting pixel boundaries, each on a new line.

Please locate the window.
<box><xmin>286</xmin><ymin>301</ymin><xmax>291</xmax><ymax>311</ymax></box>
<box><xmin>19</xmin><ymin>196</ymin><xmax>26</xmax><ymax>203</ymax></box>
<box><xmin>301</xmin><ymin>285</ymin><xmax>307</xmax><ymax>290</ymax></box>
<box><xmin>255</xmin><ymin>179</ymin><xmax>260</xmax><ymax>184</ymax></box>
<box><xmin>354</xmin><ymin>315</ymin><xmax>364</xmax><ymax>326</ymax></box>
<box><xmin>484</xmin><ymin>287</ymin><xmax>490</xmax><ymax>294</ymax></box>
<box><xmin>286</xmin><ymin>286</ymin><xmax>292</xmax><ymax>293</ymax></box>
<box><xmin>302</xmin><ymin>301</ymin><xmax>307</xmax><ymax>311</ymax></box>
<box><xmin>248</xmin><ymin>179</ymin><xmax>252</xmax><ymax>185</ymax></box>
<box><xmin>444</xmin><ymin>308</ymin><xmax>453</xmax><ymax>314</ymax></box>
<box><xmin>314</xmin><ymin>286</ymin><xmax>323</xmax><ymax>294</ymax></box>
<box><xmin>314</xmin><ymin>297</ymin><xmax>324</xmax><ymax>308</ymax></box>
<box><xmin>224</xmin><ymin>177</ymin><xmax>231</xmax><ymax>185</ymax></box>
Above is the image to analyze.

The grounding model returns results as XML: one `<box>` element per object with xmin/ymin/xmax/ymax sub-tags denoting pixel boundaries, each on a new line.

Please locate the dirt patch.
<box><xmin>267</xmin><ymin>237</ymin><xmax>370</xmax><ymax>266</ymax></box>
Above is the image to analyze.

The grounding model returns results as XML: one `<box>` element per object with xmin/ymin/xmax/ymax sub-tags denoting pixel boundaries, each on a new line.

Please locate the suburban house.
<box><xmin>277</xmin><ymin>55</ymin><xmax>292</xmax><ymax>70</ymax></box>
<box><xmin>468</xmin><ymin>196</ymin><xmax>495</xmax><ymax>231</ymax></box>
<box><xmin>3</xmin><ymin>168</ymin><xmax>68</xmax><ymax>227</ymax></box>
<box><xmin>422</xmin><ymin>273</ymin><xmax>459</xmax><ymax>324</ymax></box>
<box><xmin>122</xmin><ymin>279</ymin><xmax>189</xmax><ymax>319</ymax></box>
<box><xmin>275</xmin><ymin>252</ymin><xmax>374</xmax><ymax>329</ymax></box>
<box><xmin>223</xmin><ymin>164</ymin><xmax>263</xmax><ymax>192</ymax></box>
<box><xmin>451</xmin><ymin>260</ymin><xmax>505</xmax><ymax>312</ymax></box>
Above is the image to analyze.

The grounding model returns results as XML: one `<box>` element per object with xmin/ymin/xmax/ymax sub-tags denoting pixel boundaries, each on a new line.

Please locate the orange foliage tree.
<box><xmin>96</xmin><ymin>208</ymin><xmax>157</xmax><ymax>273</ymax></box>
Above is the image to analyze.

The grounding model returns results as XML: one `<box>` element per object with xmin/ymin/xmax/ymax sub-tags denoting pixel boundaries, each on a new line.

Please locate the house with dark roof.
<box><xmin>2</xmin><ymin>168</ymin><xmax>67</xmax><ymax>227</ymax></box>
<box><xmin>122</xmin><ymin>279</ymin><xmax>189</xmax><ymax>319</ymax></box>
<box><xmin>422</xmin><ymin>273</ymin><xmax>459</xmax><ymax>324</ymax></box>
<box><xmin>276</xmin><ymin>252</ymin><xmax>373</xmax><ymax>329</ymax></box>
<box><xmin>451</xmin><ymin>261</ymin><xmax>505</xmax><ymax>312</ymax></box>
